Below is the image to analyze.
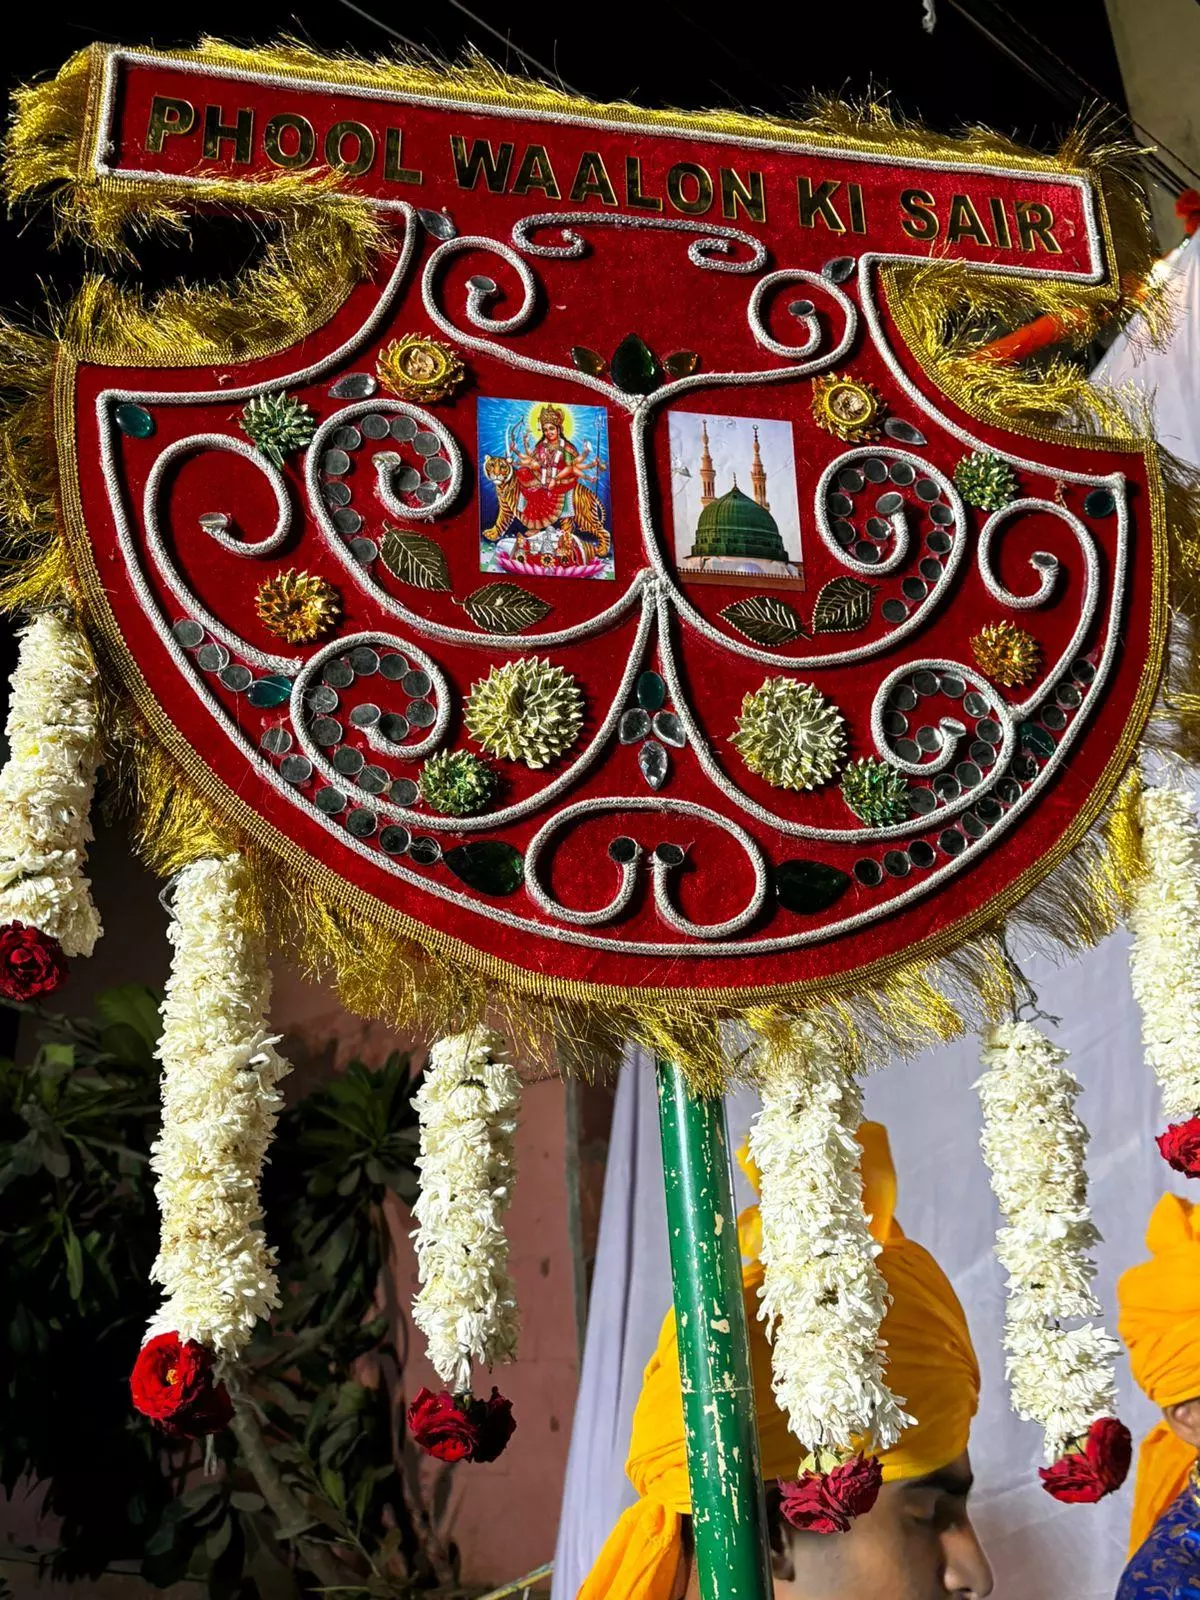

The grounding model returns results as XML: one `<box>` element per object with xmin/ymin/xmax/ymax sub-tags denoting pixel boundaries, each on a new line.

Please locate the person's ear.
<box><xmin>1163</xmin><ymin>1397</ymin><xmax>1200</xmax><ymax>1450</ymax></box>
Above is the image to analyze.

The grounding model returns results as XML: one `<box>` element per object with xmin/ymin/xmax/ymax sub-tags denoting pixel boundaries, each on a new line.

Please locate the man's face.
<box><xmin>681</xmin><ymin>1453</ymin><xmax>993</xmax><ymax>1600</ymax></box>
<box><xmin>776</xmin><ymin>1454</ymin><xmax>993</xmax><ymax>1600</ymax></box>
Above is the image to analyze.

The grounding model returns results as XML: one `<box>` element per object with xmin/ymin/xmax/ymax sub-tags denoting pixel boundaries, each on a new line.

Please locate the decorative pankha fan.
<box><xmin>3</xmin><ymin>41</ymin><xmax>1197</xmax><ymax>1596</ymax></box>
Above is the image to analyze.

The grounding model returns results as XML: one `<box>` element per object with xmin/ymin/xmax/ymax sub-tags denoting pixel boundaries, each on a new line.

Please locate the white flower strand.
<box><xmin>146</xmin><ymin>854</ymin><xmax>291</xmax><ymax>1356</ymax></box>
<box><xmin>748</xmin><ymin>1028</ymin><xmax>910</xmax><ymax>1458</ymax></box>
<box><xmin>976</xmin><ymin>1021</ymin><xmax>1118</xmax><ymax>1459</ymax></box>
<box><xmin>411</xmin><ymin>1028</ymin><xmax>521</xmax><ymax>1393</ymax></box>
<box><xmin>1128</xmin><ymin>783</ymin><xmax>1200</xmax><ymax>1122</ymax></box>
<box><xmin>0</xmin><ymin>612</ymin><xmax>102</xmax><ymax>954</ymax></box>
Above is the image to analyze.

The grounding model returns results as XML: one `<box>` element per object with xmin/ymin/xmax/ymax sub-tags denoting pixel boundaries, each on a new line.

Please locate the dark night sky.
<box><xmin>0</xmin><ymin>0</ymin><xmax>1131</xmax><ymax>315</ymax></box>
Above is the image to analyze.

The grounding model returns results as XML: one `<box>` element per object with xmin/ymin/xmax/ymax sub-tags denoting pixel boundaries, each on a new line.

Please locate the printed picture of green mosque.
<box><xmin>668</xmin><ymin>411</ymin><xmax>805</xmax><ymax>588</ymax></box>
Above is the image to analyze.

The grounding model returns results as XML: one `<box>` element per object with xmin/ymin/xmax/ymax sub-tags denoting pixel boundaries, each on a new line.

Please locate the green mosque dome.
<box><xmin>690</xmin><ymin>485</ymin><xmax>789</xmax><ymax>562</ymax></box>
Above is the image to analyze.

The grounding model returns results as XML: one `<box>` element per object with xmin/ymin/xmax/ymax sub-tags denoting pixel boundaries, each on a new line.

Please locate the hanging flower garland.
<box><xmin>407</xmin><ymin>1027</ymin><xmax>519</xmax><ymax>1464</ymax></box>
<box><xmin>976</xmin><ymin>1020</ymin><xmax>1129</xmax><ymax>1500</ymax></box>
<box><xmin>747</xmin><ymin>1025</ymin><xmax>907</xmax><ymax>1531</ymax></box>
<box><xmin>1128</xmin><ymin>782</ymin><xmax>1200</xmax><ymax>1177</ymax></box>
<box><xmin>132</xmin><ymin>853</ymin><xmax>291</xmax><ymax>1436</ymax></box>
<box><xmin>0</xmin><ymin>611</ymin><xmax>103</xmax><ymax>996</ymax></box>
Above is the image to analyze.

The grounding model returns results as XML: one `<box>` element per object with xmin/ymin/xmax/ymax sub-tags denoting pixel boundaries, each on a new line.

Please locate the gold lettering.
<box><xmin>263</xmin><ymin>112</ymin><xmax>315</xmax><ymax>170</ymax></box>
<box><xmin>1016</xmin><ymin>200</ymin><xmax>1061</xmax><ymax>253</ymax></box>
<box><xmin>847</xmin><ymin>182</ymin><xmax>866</xmax><ymax>234</ymax></box>
<box><xmin>569</xmin><ymin>151</ymin><xmax>618</xmax><ymax>205</ymax></box>
<box><xmin>900</xmin><ymin>188</ymin><xmax>939</xmax><ymax>241</ymax></box>
<box><xmin>667</xmin><ymin>161</ymin><xmax>713</xmax><ymax>216</ymax></box>
<box><xmin>512</xmin><ymin>143</ymin><xmax>560</xmax><ymax>198</ymax></box>
<box><xmin>947</xmin><ymin>193</ymin><xmax>991</xmax><ymax>246</ymax></box>
<box><xmin>989</xmin><ymin>196</ymin><xmax>1013</xmax><ymax>249</ymax></box>
<box><xmin>202</xmin><ymin>104</ymin><xmax>253</xmax><ymax>165</ymax></box>
<box><xmin>450</xmin><ymin>135</ymin><xmax>514</xmax><ymax>191</ymax></box>
<box><xmin>324</xmin><ymin>121</ymin><xmax>375</xmax><ymax>176</ymax></box>
<box><xmin>625</xmin><ymin>155</ymin><xmax>663</xmax><ymax>212</ymax></box>
<box><xmin>145</xmin><ymin>95</ymin><xmax>196</xmax><ymax>153</ymax></box>
<box><xmin>796</xmin><ymin>176</ymin><xmax>845</xmax><ymax>232</ymax></box>
<box><xmin>384</xmin><ymin>127</ymin><xmax>422</xmax><ymax>184</ymax></box>
<box><xmin>720</xmin><ymin>166</ymin><xmax>765</xmax><ymax>223</ymax></box>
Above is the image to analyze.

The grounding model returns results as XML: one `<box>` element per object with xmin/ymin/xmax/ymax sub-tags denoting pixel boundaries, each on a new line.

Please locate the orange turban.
<box><xmin>1117</xmin><ymin>1193</ymin><xmax>1200</xmax><ymax>1554</ymax></box>
<box><xmin>577</xmin><ymin>1122</ymin><xmax>980</xmax><ymax>1600</ymax></box>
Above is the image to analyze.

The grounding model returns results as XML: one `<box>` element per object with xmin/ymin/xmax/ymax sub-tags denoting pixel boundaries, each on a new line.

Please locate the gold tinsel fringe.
<box><xmin>0</xmin><ymin>42</ymin><xmax>1175</xmax><ymax>1085</ymax></box>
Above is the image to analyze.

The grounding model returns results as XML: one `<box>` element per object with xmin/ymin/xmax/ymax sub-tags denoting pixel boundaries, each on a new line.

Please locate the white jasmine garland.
<box><xmin>976</xmin><ymin>1021</ymin><xmax>1118</xmax><ymax>1458</ymax></box>
<box><xmin>0</xmin><ymin>612</ymin><xmax>102</xmax><ymax>954</ymax></box>
<box><xmin>1128</xmin><ymin>783</ymin><xmax>1200</xmax><ymax>1122</ymax></box>
<box><xmin>146</xmin><ymin>854</ymin><xmax>291</xmax><ymax>1356</ymax></box>
<box><xmin>748</xmin><ymin>1027</ymin><xmax>910</xmax><ymax>1458</ymax></box>
<box><xmin>411</xmin><ymin>1027</ymin><xmax>520</xmax><ymax>1392</ymax></box>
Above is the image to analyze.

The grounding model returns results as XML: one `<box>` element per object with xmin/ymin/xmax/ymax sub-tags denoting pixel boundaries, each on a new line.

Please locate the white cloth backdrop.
<box><xmin>552</xmin><ymin>238</ymin><xmax>1200</xmax><ymax>1600</ymax></box>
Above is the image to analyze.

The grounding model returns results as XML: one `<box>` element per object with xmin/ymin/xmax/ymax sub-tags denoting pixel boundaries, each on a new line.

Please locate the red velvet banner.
<box><xmin>63</xmin><ymin>48</ymin><xmax>1163</xmax><ymax>1001</ymax></box>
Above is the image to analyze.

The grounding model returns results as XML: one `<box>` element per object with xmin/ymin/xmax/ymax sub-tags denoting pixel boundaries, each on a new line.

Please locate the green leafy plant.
<box><xmin>0</xmin><ymin>986</ymin><xmax>460</xmax><ymax>1596</ymax></box>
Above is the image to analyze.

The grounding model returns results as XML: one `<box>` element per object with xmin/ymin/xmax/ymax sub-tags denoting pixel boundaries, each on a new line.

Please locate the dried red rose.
<box><xmin>1157</xmin><ymin>1117</ymin><xmax>1200</xmax><ymax>1178</ymax></box>
<box><xmin>130</xmin><ymin>1332</ymin><xmax>233</xmax><ymax>1439</ymax></box>
<box><xmin>407</xmin><ymin>1388</ymin><xmax>480</xmax><ymax>1462</ymax></box>
<box><xmin>0</xmin><ymin>922</ymin><xmax>68</xmax><ymax>1002</ymax></box>
<box><xmin>779</xmin><ymin>1454</ymin><xmax>883</xmax><ymax>1533</ymax></box>
<box><xmin>1038</xmin><ymin>1417</ymin><xmax>1132</xmax><ymax>1503</ymax></box>
<box><xmin>470</xmin><ymin>1387</ymin><xmax>516</xmax><ymax>1464</ymax></box>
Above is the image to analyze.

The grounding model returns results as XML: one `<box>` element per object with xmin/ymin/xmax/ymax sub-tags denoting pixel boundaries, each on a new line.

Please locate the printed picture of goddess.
<box><xmin>477</xmin><ymin>397</ymin><xmax>614</xmax><ymax>580</ymax></box>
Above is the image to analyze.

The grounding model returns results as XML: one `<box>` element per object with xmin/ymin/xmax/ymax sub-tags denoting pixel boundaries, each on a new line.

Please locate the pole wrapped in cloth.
<box><xmin>576</xmin><ymin>1123</ymin><xmax>979</xmax><ymax>1600</ymax></box>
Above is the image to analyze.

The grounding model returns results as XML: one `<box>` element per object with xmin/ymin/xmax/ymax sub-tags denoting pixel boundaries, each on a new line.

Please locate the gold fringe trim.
<box><xmin>0</xmin><ymin>44</ymin><xmax>1177</xmax><ymax>1085</ymax></box>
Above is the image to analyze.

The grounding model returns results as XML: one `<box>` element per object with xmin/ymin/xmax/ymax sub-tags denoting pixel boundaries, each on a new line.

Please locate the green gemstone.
<box><xmin>443</xmin><ymin>840</ymin><xmax>524</xmax><ymax>896</ymax></box>
<box><xmin>1019</xmin><ymin>721</ymin><xmax>1056</xmax><ymax>760</ymax></box>
<box><xmin>1084</xmin><ymin>488</ymin><xmax>1116</xmax><ymax>518</ymax></box>
<box><xmin>247</xmin><ymin>678</ymin><xmax>292</xmax><ymax>708</ymax></box>
<box><xmin>609</xmin><ymin>333</ymin><xmax>660</xmax><ymax>394</ymax></box>
<box><xmin>114</xmin><ymin>403</ymin><xmax>154</xmax><ymax>438</ymax></box>
<box><xmin>637</xmin><ymin>671</ymin><xmax>667</xmax><ymax>711</ymax></box>
<box><xmin>775</xmin><ymin>859</ymin><xmax>852</xmax><ymax>914</ymax></box>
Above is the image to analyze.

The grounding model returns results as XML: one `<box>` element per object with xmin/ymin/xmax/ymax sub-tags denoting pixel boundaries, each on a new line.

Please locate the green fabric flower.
<box><xmin>240</xmin><ymin>393</ymin><xmax>317</xmax><ymax>467</ymax></box>
<box><xmin>953</xmin><ymin>451</ymin><xmax>1018</xmax><ymax>511</ymax></box>
<box><xmin>840</xmin><ymin>757</ymin><xmax>911</xmax><ymax>826</ymax></box>
<box><xmin>418</xmin><ymin>750</ymin><xmax>497</xmax><ymax>816</ymax></box>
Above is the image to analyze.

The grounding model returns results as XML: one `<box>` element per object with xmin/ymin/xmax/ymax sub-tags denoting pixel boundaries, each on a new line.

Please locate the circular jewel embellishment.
<box><xmin>377</xmin><ymin>334</ymin><xmax>465</xmax><ymax>404</ymax></box>
<box><xmin>811</xmin><ymin>374</ymin><xmax>885</xmax><ymax>441</ymax></box>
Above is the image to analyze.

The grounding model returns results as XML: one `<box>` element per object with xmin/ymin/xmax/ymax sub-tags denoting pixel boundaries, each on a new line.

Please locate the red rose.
<box><xmin>0</xmin><ymin>922</ymin><xmax>68</xmax><ymax>1002</ymax></box>
<box><xmin>407</xmin><ymin>1388</ymin><xmax>480</xmax><ymax>1462</ymax></box>
<box><xmin>779</xmin><ymin>1454</ymin><xmax>883</xmax><ymax>1534</ymax></box>
<box><xmin>470</xmin><ymin>1388</ymin><xmax>516</xmax><ymax>1464</ymax></box>
<box><xmin>130</xmin><ymin>1332</ymin><xmax>233</xmax><ymax>1439</ymax></box>
<box><xmin>1039</xmin><ymin>1417</ymin><xmax>1132</xmax><ymax>1503</ymax></box>
<box><xmin>1157</xmin><ymin>1118</ymin><xmax>1200</xmax><ymax>1178</ymax></box>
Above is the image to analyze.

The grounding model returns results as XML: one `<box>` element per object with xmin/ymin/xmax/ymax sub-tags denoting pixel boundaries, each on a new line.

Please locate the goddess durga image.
<box><xmin>481</xmin><ymin>402</ymin><xmax>613</xmax><ymax>578</ymax></box>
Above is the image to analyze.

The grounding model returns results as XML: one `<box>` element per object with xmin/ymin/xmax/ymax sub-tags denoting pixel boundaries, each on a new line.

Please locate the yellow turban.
<box><xmin>577</xmin><ymin>1122</ymin><xmax>980</xmax><ymax>1600</ymax></box>
<box><xmin>1117</xmin><ymin>1193</ymin><xmax>1200</xmax><ymax>1555</ymax></box>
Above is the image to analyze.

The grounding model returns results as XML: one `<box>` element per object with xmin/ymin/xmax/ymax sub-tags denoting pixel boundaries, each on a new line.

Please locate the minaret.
<box><xmin>750</xmin><ymin>426</ymin><xmax>769</xmax><ymax>510</ymax></box>
<box><xmin>698</xmin><ymin>420</ymin><xmax>716</xmax><ymax>506</ymax></box>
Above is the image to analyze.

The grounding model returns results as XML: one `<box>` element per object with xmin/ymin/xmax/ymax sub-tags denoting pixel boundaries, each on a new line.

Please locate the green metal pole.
<box><xmin>656</xmin><ymin>1057</ymin><xmax>772</xmax><ymax>1600</ymax></box>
